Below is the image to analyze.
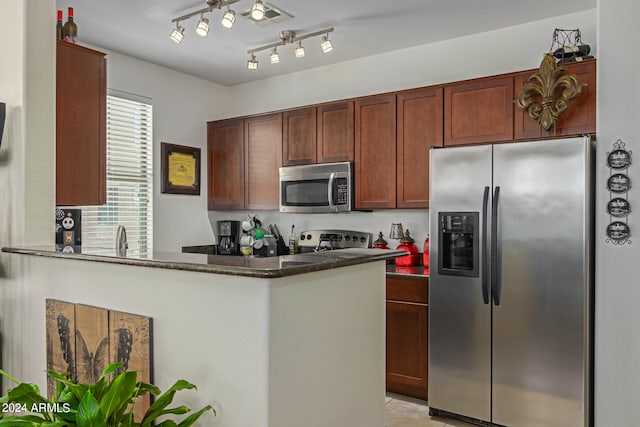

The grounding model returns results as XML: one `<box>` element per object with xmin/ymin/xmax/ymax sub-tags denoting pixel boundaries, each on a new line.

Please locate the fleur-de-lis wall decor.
<box><xmin>515</xmin><ymin>53</ymin><xmax>587</xmax><ymax>131</ymax></box>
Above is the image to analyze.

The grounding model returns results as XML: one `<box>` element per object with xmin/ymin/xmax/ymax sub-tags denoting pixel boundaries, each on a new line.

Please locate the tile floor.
<box><xmin>385</xmin><ymin>394</ymin><xmax>476</xmax><ymax>427</ymax></box>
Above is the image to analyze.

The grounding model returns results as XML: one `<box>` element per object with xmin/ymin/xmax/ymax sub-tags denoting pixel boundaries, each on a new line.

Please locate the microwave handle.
<box><xmin>328</xmin><ymin>173</ymin><xmax>336</xmax><ymax>209</ymax></box>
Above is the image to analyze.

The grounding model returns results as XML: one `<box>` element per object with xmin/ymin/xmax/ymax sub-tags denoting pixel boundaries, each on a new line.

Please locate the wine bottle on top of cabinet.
<box><xmin>63</xmin><ymin>7</ymin><xmax>77</xmax><ymax>43</ymax></box>
<box><xmin>56</xmin><ymin>10</ymin><xmax>63</xmax><ymax>40</ymax></box>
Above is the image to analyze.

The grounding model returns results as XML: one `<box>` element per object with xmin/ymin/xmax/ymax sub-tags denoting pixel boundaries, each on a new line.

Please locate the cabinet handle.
<box><xmin>482</xmin><ymin>186</ymin><xmax>490</xmax><ymax>305</ymax></box>
<box><xmin>491</xmin><ymin>186</ymin><xmax>501</xmax><ymax>306</ymax></box>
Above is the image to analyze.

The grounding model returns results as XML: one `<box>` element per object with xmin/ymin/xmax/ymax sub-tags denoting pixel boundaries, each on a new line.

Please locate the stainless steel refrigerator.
<box><xmin>428</xmin><ymin>136</ymin><xmax>593</xmax><ymax>427</ymax></box>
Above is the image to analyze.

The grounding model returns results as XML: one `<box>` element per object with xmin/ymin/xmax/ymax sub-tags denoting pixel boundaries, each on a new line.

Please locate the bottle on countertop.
<box><xmin>395</xmin><ymin>229</ymin><xmax>419</xmax><ymax>267</ymax></box>
<box><xmin>423</xmin><ymin>235</ymin><xmax>429</xmax><ymax>268</ymax></box>
<box><xmin>56</xmin><ymin>10</ymin><xmax>64</xmax><ymax>40</ymax></box>
<box><xmin>63</xmin><ymin>7</ymin><xmax>78</xmax><ymax>43</ymax></box>
<box><xmin>288</xmin><ymin>224</ymin><xmax>297</xmax><ymax>255</ymax></box>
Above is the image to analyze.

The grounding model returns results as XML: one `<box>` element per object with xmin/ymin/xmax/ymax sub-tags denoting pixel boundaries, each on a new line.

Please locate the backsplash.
<box><xmin>208</xmin><ymin>209</ymin><xmax>430</xmax><ymax>248</ymax></box>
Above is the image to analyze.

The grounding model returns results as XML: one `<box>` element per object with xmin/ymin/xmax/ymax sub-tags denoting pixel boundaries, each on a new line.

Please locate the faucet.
<box><xmin>116</xmin><ymin>225</ymin><xmax>128</xmax><ymax>257</ymax></box>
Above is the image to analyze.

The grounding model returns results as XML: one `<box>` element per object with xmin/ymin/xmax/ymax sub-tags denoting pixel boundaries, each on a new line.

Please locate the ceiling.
<box><xmin>57</xmin><ymin>0</ymin><xmax>596</xmax><ymax>87</ymax></box>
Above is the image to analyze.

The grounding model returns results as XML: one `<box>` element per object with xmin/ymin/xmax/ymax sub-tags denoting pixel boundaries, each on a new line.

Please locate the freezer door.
<box><xmin>429</xmin><ymin>144</ymin><xmax>492</xmax><ymax>421</ymax></box>
<box><xmin>491</xmin><ymin>137</ymin><xmax>592</xmax><ymax>427</ymax></box>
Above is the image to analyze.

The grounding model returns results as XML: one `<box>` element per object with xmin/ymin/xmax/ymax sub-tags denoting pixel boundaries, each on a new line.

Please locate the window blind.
<box><xmin>79</xmin><ymin>95</ymin><xmax>153</xmax><ymax>257</ymax></box>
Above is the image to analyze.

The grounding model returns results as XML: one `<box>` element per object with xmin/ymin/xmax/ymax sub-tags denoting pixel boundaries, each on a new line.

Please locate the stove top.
<box><xmin>297</xmin><ymin>229</ymin><xmax>372</xmax><ymax>252</ymax></box>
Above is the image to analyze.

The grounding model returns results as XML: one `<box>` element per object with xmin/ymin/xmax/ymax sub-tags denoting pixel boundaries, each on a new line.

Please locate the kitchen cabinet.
<box><xmin>317</xmin><ymin>101</ymin><xmax>354</xmax><ymax>163</ymax></box>
<box><xmin>444</xmin><ymin>76</ymin><xmax>514</xmax><ymax>146</ymax></box>
<box><xmin>245</xmin><ymin>113</ymin><xmax>283</xmax><ymax>210</ymax></box>
<box><xmin>56</xmin><ymin>40</ymin><xmax>106</xmax><ymax>206</ymax></box>
<box><xmin>397</xmin><ymin>88</ymin><xmax>443</xmax><ymax>208</ymax></box>
<box><xmin>514</xmin><ymin>59</ymin><xmax>596</xmax><ymax>140</ymax></box>
<box><xmin>355</xmin><ymin>94</ymin><xmax>396</xmax><ymax>209</ymax></box>
<box><xmin>207</xmin><ymin>119</ymin><xmax>245</xmax><ymax>210</ymax></box>
<box><xmin>386</xmin><ymin>275</ymin><xmax>429</xmax><ymax>401</ymax></box>
<box><xmin>283</xmin><ymin>107</ymin><xmax>316</xmax><ymax>166</ymax></box>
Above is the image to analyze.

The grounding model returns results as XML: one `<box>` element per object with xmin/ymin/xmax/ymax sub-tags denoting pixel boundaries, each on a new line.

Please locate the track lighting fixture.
<box><xmin>250</xmin><ymin>0</ymin><xmax>265</xmax><ymax>20</ymax></box>
<box><xmin>170</xmin><ymin>23</ymin><xmax>185</xmax><ymax>44</ymax></box>
<box><xmin>196</xmin><ymin>15</ymin><xmax>210</xmax><ymax>36</ymax></box>
<box><xmin>246</xmin><ymin>27</ymin><xmax>334</xmax><ymax>70</ymax></box>
<box><xmin>169</xmin><ymin>0</ymin><xmax>240</xmax><ymax>41</ymax></box>
<box><xmin>247</xmin><ymin>54</ymin><xmax>259</xmax><ymax>70</ymax></box>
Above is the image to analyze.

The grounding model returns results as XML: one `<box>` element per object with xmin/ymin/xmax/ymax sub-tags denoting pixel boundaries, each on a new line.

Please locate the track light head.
<box><xmin>295</xmin><ymin>41</ymin><xmax>305</xmax><ymax>58</ymax></box>
<box><xmin>247</xmin><ymin>54</ymin><xmax>259</xmax><ymax>70</ymax></box>
<box><xmin>251</xmin><ymin>0</ymin><xmax>265</xmax><ymax>20</ymax></box>
<box><xmin>221</xmin><ymin>8</ymin><xmax>235</xmax><ymax>28</ymax></box>
<box><xmin>170</xmin><ymin>24</ymin><xmax>185</xmax><ymax>43</ymax></box>
<box><xmin>321</xmin><ymin>35</ymin><xmax>333</xmax><ymax>53</ymax></box>
<box><xmin>195</xmin><ymin>16</ymin><xmax>210</xmax><ymax>36</ymax></box>
<box><xmin>270</xmin><ymin>47</ymin><xmax>280</xmax><ymax>64</ymax></box>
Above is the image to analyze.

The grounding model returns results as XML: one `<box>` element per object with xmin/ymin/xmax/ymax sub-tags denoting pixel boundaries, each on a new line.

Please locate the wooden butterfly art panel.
<box><xmin>45</xmin><ymin>300</ymin><xmax>153</xmax><ymax>419</ymax></box>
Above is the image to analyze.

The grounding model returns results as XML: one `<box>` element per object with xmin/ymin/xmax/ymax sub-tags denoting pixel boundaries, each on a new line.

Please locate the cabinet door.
<box><xmin>386</xmin><ymin>301</ymin><xmax>428</xmax><ymax>401</ymax></box>
<box><xmin>514</xmin><ymin>59</ymin><xmax>596</xmax><ymax>140</ymax></box>
<box><xmin>207</xmin><ymin>120</ymin><xmax>245</xmax><ymax>210</ymax></box>
<box><xmin>245</xmin><ymin>113</ymin><xmax>283</xmax><ymax>210</ymax></box>
<box><xmin>56</xmin><ymin>41</ymin><xmax>106</xmax><ymax>206</ymax></box>
<box><xmin>283</xmin><ymin>107</ymin><xmax>316</xmax><ymax>165</ymax></box>
<box><xmin>444</xmin><ymin>76</ymin><xmax>514</xmax><ymax>146</ymax></box>
<box><xmin>397</xmin><ymin>88</ymin><xmax>443</xmax><ymax>208</ymax></box>
<box><xmin>355</xmin><ymin>95</ymin><xmax>396</xmax><ymax>209</ymax></box>
<box><xmin>317</xmin><ymin>101</ymin><xmax>354</xmax><ymax>163</ymax></box>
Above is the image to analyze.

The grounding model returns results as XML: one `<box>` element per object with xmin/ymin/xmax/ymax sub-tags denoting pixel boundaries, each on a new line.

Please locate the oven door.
<box><xmin>279</xmin><ymin>164</ymin><xmax>352</xmax><ymax>213</ymax></box>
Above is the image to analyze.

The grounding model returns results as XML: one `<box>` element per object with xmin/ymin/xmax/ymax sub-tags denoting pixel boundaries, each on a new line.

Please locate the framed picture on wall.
<box><xmin>161</xmin><ymin>142</ymin><xmax>201</xmax><ymax>195</ymax></box>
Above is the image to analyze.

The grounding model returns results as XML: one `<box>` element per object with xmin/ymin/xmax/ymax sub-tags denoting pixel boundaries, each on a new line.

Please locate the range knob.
<box><xmin>344</xmin><ymin>234</ymin><xmax>350</xmax><ymax>241</ymax></box>
<box><xmin>352</xmin><ymin>236</ymin><xmax>358</xmax><ymax>242</ymax></box>
<box><xmin>300</xmin><ymin>234</ymin><xmax>306</xmax><ymax>240</ymax></box>
<box><xmin>360</xmin><ymin>237</ymin><xmax>366</xmax><ymax>243</ymax></box>
<box><xmin>306</xmin><ymin>234</ymin><xmax>312</xmax><ymax>240</ymax></box>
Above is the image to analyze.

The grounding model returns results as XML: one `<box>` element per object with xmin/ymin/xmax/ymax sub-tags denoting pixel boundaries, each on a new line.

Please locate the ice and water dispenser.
<box><xmin>438</xmin><ymin>212</ymin><xmax>479</xmax><ymax>277</ymax></box>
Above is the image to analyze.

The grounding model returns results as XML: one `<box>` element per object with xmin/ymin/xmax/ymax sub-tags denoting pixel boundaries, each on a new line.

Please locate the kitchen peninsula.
<box><xmin>2</xmin><ymin>246</ymin><xmax>401</xmax><ymax>427</ymax></box>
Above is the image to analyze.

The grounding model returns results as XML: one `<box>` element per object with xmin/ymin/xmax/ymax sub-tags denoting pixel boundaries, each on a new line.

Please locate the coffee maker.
<box><xmin>216</xmin><ymin>220</ymin><xmax>241</xmax><ymax>255</ymax></box>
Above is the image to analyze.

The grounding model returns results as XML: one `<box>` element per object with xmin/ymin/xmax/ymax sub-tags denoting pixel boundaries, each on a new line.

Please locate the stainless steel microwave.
<box><xmin>279</xmin><ymin>162</ymin><xmax>353</xmax><ymax>213</ymax></box>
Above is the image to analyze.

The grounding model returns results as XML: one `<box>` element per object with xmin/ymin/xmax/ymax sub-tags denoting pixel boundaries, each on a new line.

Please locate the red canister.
<box><xmin>423</xmin><ymin>235</ymin><xmax>429</xmax><ymax>267</ymax></box>
<box><xmin>395</xmin><ymin>229</ymin><xmax>419</xmax><ymax>267</ymax></box>
<box><xmin>373</xmin><ymin>231</ymin><xmax>392</xmax><ymax>264</ymax></box>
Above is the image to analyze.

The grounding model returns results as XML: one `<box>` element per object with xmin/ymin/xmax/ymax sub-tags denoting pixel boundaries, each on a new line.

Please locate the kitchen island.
<box><xmin>1</xmin><ymin>246</ymin><xmax>400</xmax><ymax>427</ymax></box>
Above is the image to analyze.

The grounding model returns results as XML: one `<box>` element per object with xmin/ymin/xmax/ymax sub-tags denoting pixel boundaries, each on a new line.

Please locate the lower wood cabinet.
<box><xmin>386</xmin><ymin>275</ymin><xmax>429</xmax><ymax>401</ymax></box>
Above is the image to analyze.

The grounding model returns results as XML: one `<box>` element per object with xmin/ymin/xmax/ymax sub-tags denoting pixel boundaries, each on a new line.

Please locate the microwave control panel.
<box><xmin>336</xmin><ymin>178</ymin><xmax>348</xmax><ymax>204</ymax></box>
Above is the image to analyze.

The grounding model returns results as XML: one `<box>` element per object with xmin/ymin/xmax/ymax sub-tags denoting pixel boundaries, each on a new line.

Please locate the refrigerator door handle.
<box><xmin>482</xmin><ymin>186</ymin><xmax>490</xmax><ymax>305</ymax></box>
<box><xmin>491</xmin><ymin>186</ymin><xmax>501</xmax><ymax>306</ymax></box>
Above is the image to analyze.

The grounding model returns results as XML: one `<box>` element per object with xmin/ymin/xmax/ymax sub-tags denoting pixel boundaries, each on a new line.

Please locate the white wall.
<box><xmin>101</xmin><ymin>50</ymin><xmax>232</xmax><ymax>251</ymax></box>
<box><xmin>595</xmin><ymin>0</ymin><xmax>640</xmax><ymax>424</ymax></box>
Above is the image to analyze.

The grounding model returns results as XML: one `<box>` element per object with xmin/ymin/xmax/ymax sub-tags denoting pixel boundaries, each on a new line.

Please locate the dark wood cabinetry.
<box><xmin>355</xmin><ymin>94</ymin><xmax>396</xmax><ymax>209</ymax></box>
<box><xmin>245</xmin><ymin>113</ymin><xmax>283</xmax><ymax>210</ymax></box>
<box><xmin>207</xmin><ymin>120</ymin><xmax>245</xmax><ymax>210</ymax></box>
<box><xmin>514</xmin><ymin>59</ymin><xmax>596</xmax><ymax>140</ymax></box>
<box><xmin>317</xmin><ymin>101</ymin><xmax>354</xmax><ymax>163</ymax></box>
<box><xmin>386</xmin><ymin>275</ymin><xmax>429</xmax><ymax>401</ymax></box>
<box><xmin>56</xmin><ymin>41</ymin><xmax>106</xmax><ymax>206</ymax></box>
<box><xmin>397</xmin><ymin>88</ymin><xmax>443</xmax><ymax>208</ymax></box>
<box><xmin>444</xmin><ymin>76</ymin><xmax>514</xmax><ymax>146</ymax></box>
<box><xmin>283</xmin><ymin>107</ymin><xmax>317</xmax><ymax>165</ymax></box>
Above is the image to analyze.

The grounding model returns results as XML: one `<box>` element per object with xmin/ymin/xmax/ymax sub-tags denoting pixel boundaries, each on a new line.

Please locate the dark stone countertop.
<box><xmin>1</xmin><ymin>245</ymin><xmax>404</xmax><ymax>279</ymax></box>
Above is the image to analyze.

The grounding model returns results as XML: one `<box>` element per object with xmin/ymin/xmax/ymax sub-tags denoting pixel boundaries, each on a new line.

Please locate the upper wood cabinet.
<box><xmin>317</xmin><ymin>101</ymin><xmax>354</xmax><ymax>163</ymax></box>
<box><xmin>245</xmin><ymin>113</ymin><xmax>283</xmax><ymax>210</ymax></box>
<box><xmin>355</xmin><ymin>94</ymin><xmax>397</xmax><ymax>209</ymax></box>
<box><xmin>514</xmin><ymin>59</ymin><xmax>596</xmax><ymax>140</ymax></box>
<box><xmin>56</xmin><ymin>41</ymin><xmax>106</xmax><ymax>206</ymax></box>
<box><xmin>207</xmin><ymin>119</ymin><xmax>245</xmax><ymax>210</ymax></box>
<box><xmin>397</xmin><ymin>88</ymin><xmax>443</xmax><ymax>208</ymax></box>
<box><xmin>283</xmin><ymin>107</ymin><xmax>317</xmax><ymax>166</ymax></box>
<box><xmin>444</xmin><ymin>76</ymin><xmax>514</xmax><ymax>146</ymax></box>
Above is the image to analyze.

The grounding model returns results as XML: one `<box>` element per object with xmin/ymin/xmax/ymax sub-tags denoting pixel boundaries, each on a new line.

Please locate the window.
<box><xmin>80</xmin><ymin>93</ymin><xmax>153</xmax><ymax>257</ymax></box>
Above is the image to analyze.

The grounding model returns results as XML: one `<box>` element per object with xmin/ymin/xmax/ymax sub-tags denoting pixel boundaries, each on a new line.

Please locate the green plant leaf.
<box><xmin>100</xmin><ymin>363</ymin><xmax>123</xmax><ymax>379</ymax></box>
<box><xmin>141</xmin><ymin>380</ymin><xmax>196</xmax><ymax>426</ymax></box>
<box><xmin>0</xmin><ymin>368</ymin><xmax>21</xmax><ymax>385</ymax></box>
<box><xmin>41</xmin><ymin>421</ymin><xmax>72</xmax><ymax>427</ymax></box>
<box><xmin>155</xmin><ymin>420</ymin><xmax>178</xmax><ymax>427</ymax></box>
<box><xmin>177</xmin><ymin>405</ymin><xmax>215</xmax><ymax>427</ymax></box>
<box><xmin>7</xmin><ymin>383</ymin><xmax>48</xmax><ymax>408</ymax></box>
<box><xmin>134</xmin><ymin>382</ymin><xmax>160</xmax><ymax>398</ymax></box>
<box><xmin>99</xmin><ymin>371</ymin><xmax>137</xmax><ymax>420</ymax></box>
<box><xmin>76</xmin><ymin>391</ymin><xmax>105</xmax><ymax>427</ymax></box>
<box><xmin>0</xmin><ymin>416</ymin><xmax>42</xmax><ymax>426</ymax></box>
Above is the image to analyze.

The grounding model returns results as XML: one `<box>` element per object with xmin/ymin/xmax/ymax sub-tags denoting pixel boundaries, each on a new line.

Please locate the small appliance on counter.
<box><xmin>296</xmin><ymin>229</ymin><xmax>372</xmax><ymax>253</ymax></box>
<box><xmin>216</xmin><ymin>220</ymin><xmax>241</xmax><ymax>255</ymax></box>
